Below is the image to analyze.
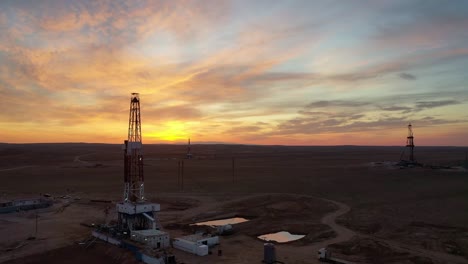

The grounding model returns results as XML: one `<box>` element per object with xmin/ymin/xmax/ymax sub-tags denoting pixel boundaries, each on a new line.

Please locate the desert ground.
<box><xmin>1</xmin><ymin>143</ymin><xmax>468</xmax><ymax>264</ymax></box>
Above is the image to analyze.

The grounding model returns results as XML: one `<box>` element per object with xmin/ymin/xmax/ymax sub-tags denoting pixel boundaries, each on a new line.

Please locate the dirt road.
<box><xmin>2</xmin><ymin>192</ymin><xmax>467</xmax><ymax>264</ymax></box>
<box><xmin>73</xmin><ymin>153</ymin><xmax>94</xmax><ymax>166</ymax></box>
<box><xmin>312</xmin><ymin>198</ymin><xmax>468</xmax><ymax>264</ymax></box>
<box><xmin>313</xmin><ymin>198</ymin><xmax>355</xmax><ymax>249</ymax></box>
<box><xmin>370</xmin><ymin>236</ymin><xmax>468</xmax><ymax>264</ymax></box>
<box><xmin>0</xmin><ymin>166</ymin><xmax>36</xmax><ymax>172</ymax></box>
<box><xmin>315</xmin><ymin>199</ymin><xmax>468</xmax><ymax>264</ymax></box>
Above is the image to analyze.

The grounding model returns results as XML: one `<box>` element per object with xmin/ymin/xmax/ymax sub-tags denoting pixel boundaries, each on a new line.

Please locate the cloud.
<box><xmin>144</xmin><ymin>105</ymin><xmax>203</xmax><ymax>121</ymax></box>
<box><xmin>399</xmin><ymin>73</ymin><xmax>416</xmax><ymax>80</ymax></box>
<box><xmin>272</xmin><ymin>114</ymin><xmax>466</xmax><ymax>136</ymax></box>
<box><xmin>262</xmin><ymin>94</ymin><xmax>467</xmax><ymax>138</ymax></box>
<box><xmin>306</xmin><ymin>100</ymin><xmax>370</xmax><ymax>108</ymax></box>
<box><xmin>415</xmin><ymin>100</ymin><xmax>460</xmax><ymax>109</ymax></box>
<box><xmin>297</xmin><ymin>111</ymin><xmax>329</xmax><ymax>116</ymax></box>
<box><xmin>371</xmin><ymin>1</ymin><xmax>468</xmax><ymax>50</ymax></box>
<box><xmin>379</xmin><ymin>100</ymin><xmax>460</xmax><ymax>113</ymax></box>
<box><xmin>1</xmin><ymin>1</ymin><xmax>468</xmax><ymax>144</ymax></box>
<box><xmin>0</xmin><ymin>0</ymin><xmax>231</xmax><ymax>42</ymax></box>
<box><xmin>224</xmin><ymin>125</ymin><xmax>264</xmax><ymax>134</ymax></box>
<box><xmin>0</xmin><ymin>0</ymin><xmax>318</xmax><ymax>140</ymax></box>
<box><xmin>381</xmin><ymin>106</ymin><xmax>413</xmax><ymax>112</ymax></box>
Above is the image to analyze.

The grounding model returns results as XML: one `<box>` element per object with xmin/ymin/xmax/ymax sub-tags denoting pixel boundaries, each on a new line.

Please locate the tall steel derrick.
<box><xmin>117</xmin><ymin>93</ymin><xmax>161</xmax><ymax>233</ymax></box>
<box><xmin>406</xmin><ymin>123</ymin><xmax>415</xmax><ymax>162</ymax></box>
<box><xmin>400</xmin><ymin>123</ymin><xmax>415</xmax><ymax>162</ymax></box>
<box><xmin>123</xmin><ymin>93</ymin><xmax>145</xmax><ymax>202</ymax></box>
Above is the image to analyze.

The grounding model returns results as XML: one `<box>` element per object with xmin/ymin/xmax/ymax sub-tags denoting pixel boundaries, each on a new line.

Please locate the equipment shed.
<box><xmin>173</xmin><ymin>234</ymin><xmax>219</xmax><ymax>256</ymax></box>
<box><xmin>131</xmin><ymin>229</ymin><xmax>170</xmax><ymax>249</ymax></box>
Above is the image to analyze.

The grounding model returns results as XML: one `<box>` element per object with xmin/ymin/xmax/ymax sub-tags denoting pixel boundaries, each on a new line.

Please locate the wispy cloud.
<box><xmin>306</xmin><ymin>100</ymin><xmax>370</xmax><ymax>108</ymax></box>
<box><xmin>415</xmin><ymin>100</ymin><xmax>460</xmax><ymax>109</ymax></box>
<box><xmin>0</xmin><ymin>0</ymin><xmax>467</xmax><ymax>145</ymax></box>
<box><xmin>399</xmin><ymin>73</ymin><xmax>416</xmax><ymax>80</ymax></box>
<box><xmin>260</xmin><ymin>95</ymin><xmax>467</xmax><ymax>140</ymax></box>
<box><xmin>381</xmin><ymin>106</ymin><xmax>413</xmax><ymax>112</ymax></box>
<box><xmin>372</xmin><ymin>1</ymin><xmax>468</xmax><ymax>50</ymax></box>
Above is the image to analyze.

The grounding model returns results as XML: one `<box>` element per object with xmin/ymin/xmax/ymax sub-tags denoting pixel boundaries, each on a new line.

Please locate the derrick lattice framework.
<box><xmin>118</xmin><ymin>93</ymin><xmax>161</xmax><ymax>232</ymax></box>
<box><xmin>124</xmin><ymin>93</ymin><xmax>145</xmax><ymax>202</ymax></box>
<box><xmin>405</xmin><ymin>123</ymin><xmax>415</xmax><ymax>162</ymax></box>
<box><xmin>114</xmin><ymin>93</ymin><xmax>169</xmax><ymax>246</ymax></box>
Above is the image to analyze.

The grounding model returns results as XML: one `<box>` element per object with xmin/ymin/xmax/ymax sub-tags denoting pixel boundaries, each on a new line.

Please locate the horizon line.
<box><xmin>1</xmin><ymin>142</ymin><xmax>467</xmax><ymax>148</ymax></box>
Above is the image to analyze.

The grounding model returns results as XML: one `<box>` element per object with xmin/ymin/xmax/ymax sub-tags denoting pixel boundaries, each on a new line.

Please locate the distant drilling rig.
<box><xmin>405</xmin><ymin>123</ymin><xmax>415</xmax><ymax>162</ymax></box>
<box><xmin>117</xmin><ymin>93</ymin><xmax>163</xmax><ymax>233</ymax></box>
<box><xmin>400</xmin><ymin>123</ymin><xmax>418</xmax><ymax>166</ymax></box>
<box><xmin>186</xmin><ymin>138</ymin><xmax>193</xmax><ymax>159</ymax></box>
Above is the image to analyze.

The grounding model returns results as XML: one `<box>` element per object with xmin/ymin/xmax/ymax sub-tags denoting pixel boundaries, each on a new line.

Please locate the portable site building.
<box><xmin>131</xmin><ymin>229</ymin><xmax>170</xmax><ymax>249</ymax></box>
<box><xmin>173</xmin><ymin>233</ymin><xmax>219</xmax><ymax>256</ymax></box>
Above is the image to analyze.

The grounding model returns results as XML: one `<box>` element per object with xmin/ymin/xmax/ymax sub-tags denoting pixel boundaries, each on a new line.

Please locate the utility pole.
<box><xmin>35</xmin><ymin>212</ymin><xmax>38</xmax><ymax>238</ymax></box>
<box><xmin>181</xmin><ymin>160</ymin><xmax>184</xmax><ymax>191</ymax></box>
<box><xmin>177</xmin><ymin>160</ymin><xmax>180</xmax><ymax>189</ymax></box>
<box><xmin>104</xmin><ymin>206</ymin><xmax>109</xmax><ymax>225</ymax></box>
<box><xmin>232</xmin><ymin>157</ymin><xmax>235</xmax><ymax>183</ymax></box>
<box><xmin>177</xmin><ymin>160</ymin><xmax>184</xmax><ymax>190</ymax></box>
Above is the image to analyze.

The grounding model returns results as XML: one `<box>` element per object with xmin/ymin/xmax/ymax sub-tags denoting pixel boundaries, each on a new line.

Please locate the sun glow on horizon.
<box><xmin>1</xmin><ymin>1</ymin><xmax>468</xmax><ymax>145</ymax></box>
<box><xmin>145</xmin><ymin>121</ymin><xmax>189</xmax><ymax>142</ymax></box>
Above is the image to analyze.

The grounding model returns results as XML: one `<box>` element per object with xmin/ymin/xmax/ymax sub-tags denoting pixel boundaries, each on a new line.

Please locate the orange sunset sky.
<box><xmin>1</xmin><ymin>1</ymin><xmax>467</xmax><ymax>145</ymax></box>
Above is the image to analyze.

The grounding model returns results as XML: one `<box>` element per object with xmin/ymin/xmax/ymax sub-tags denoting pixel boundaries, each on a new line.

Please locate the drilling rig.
<box><xmin>399</xmin><ymin>123</ymin><xmax>419</xmax><ymax>166</ymax></box>
<box><xmin>186</xmin><ymin>138</ymin><xmax>193</xmax><ymax>159</ymax></box>
<box><xmin>405</xmin><ymin>123</ymin><xmax>415</xmax><ymax>162</ymax></box>
<box><xmin>116</xmin><ymin>93</ymin><xmax>162</xmax><ymax>232</ymax></box>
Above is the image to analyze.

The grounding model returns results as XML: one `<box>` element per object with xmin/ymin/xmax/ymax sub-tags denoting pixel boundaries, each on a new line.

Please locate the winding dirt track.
<box><xmin>73</xmin><ymin>153</ymin><xmax>95</xmax><ymax>165</ymax></box>
<box><xmin>176</xmin><ymin>193</ymin><xmax>356</xmax><ymax>248</ymax></box>
<box><xmin>312</xmin><ymin>198</ymin><xmax>468</xmax><ymax>264</ymax></box>
<box><xmin>176</xmin><ymin>193</ymin><xmax>468</xmax><ymax>264</ymax></box>
<box><xmin>313</xmin><ymin>198</ymin><xmax>355</xmax><ymax>250</ymax></box>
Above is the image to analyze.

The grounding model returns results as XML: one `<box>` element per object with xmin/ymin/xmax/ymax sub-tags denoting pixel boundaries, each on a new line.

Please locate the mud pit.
<box><xmin>1</xmin><ymin>194</ymin><xmax>338</xmax><ymax>264</ymax></box>
<box><xmin>178</xmin><ymin>194</ymin><xmax>337</xmax><ymax>245</ymax></box>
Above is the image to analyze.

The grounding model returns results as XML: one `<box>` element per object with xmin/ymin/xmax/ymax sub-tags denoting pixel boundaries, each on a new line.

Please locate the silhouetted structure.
<box><xmin>124</xmin><ymin>93</ymin><xmax>144</xmax><ymax>202</ymax></box>
<box><xmin>399</xmin><ymin>123</ymin><xmax>420</xmax><ymax>167</ymax></box>
<box><xmin>405</xmin><ymin>123</ymin><xmax>415</xmax><ymax>162</ymax></box>
<box><xmin>186</xmin><ymin>138</ymin><xmax>193</xmax><ymax>159</ymax></box>
<box><xmin>117</xmin><ymin>93</ymin><xmax>161</xmax><ymax>232</ymax></box>
<box><xmin>178</xmin><ymin>160</ymin><xmax>184</xmax><ymax>190</ymax></box>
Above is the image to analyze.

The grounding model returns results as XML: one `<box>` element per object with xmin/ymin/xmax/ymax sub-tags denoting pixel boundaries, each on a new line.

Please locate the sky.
<box><xmin>1</xmin><ymin>0</ymin><xmax>467</xmax><ymax>146</ymax></box>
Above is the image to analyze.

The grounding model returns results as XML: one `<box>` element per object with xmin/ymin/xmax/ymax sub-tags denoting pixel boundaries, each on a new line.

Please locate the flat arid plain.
<box><xmin>1</xmin><ymin>143</ymin><xmax>468</xmax><ymax>264</ymax></box>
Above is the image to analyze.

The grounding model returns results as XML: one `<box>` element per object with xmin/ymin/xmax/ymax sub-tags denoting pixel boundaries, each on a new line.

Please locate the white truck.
<box><xmin>318</xmin><ymin>248</ymin><xmax>355</xmax><ymax>264</ymax></box>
